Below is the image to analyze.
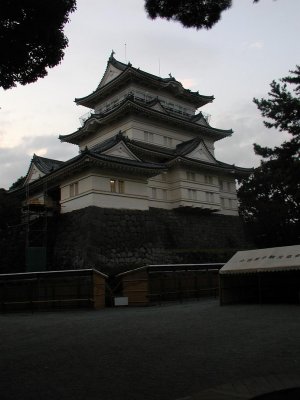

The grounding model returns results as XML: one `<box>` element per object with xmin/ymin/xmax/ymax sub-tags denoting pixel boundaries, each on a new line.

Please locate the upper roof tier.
<box><xmin>59</xmin><ymin>94</ymin><xmax>232</xmax><ymax>145</ymax></box>
<box><xmin>75</xmin><ymin>52</ymin><xmax>214</xmax><ymax>109</ymax></box>
<box><xmin>31</xmin><ymin>154</ymin><xmax>64</xmax><ymax>174</ymax></box>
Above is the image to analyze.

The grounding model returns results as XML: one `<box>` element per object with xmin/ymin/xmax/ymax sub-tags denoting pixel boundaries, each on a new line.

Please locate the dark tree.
<box><xmin>0</xmin><ymin>0</ymin><xmax>76</xmax><ymax>90</ymax></box>
<box><xmin>238</xmin><ymin>66</ymin><xmax>300</xmax><ymax>247</ymax></box>
<box><xmin>0</xmin><ymin>188</ymin><xmax>20</xmax><ymax>229</ymax></box>
<box><xmin>144</xmin><ymin>0</ymin><xmax>260</xmax><ymax>30</ymax></box>
<box><xmin>9</xmin><ymin>176</ymin><xmax>26</xmax><ymax>190</ymax></box>
<box><xmin>0</xmin><ymin>188</ymin><xmax>26</xmax><ymax>273</ymax></box>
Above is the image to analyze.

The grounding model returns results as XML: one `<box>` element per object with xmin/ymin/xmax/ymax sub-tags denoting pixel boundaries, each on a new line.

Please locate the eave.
<box><xmin>166</xmin><ymin>156</ymin><xmax>253</xmax><ymax>176</ymax></box>
<box><xmin>75</xmin><ymin>66</ymin><xmax>214</xmax><ymax>109</ymax></box>
<box><xmin>16</xmin><ymin>152</ymin><xmax>166</xmax><ymax>197</ymax></box>
<box><xmin>126</xmin><ymin>139</ymin><xmax>174</xmax><ymax>160</ymax></box>
<box><xmin>60</xmin><ymin>98</ymin><xmax>232</xmax><ymax>145</ymax></box>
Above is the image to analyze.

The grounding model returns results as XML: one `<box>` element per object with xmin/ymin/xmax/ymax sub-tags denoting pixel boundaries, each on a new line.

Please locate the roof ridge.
<box><xmin>33</xmin><ymin>154</ymin><xmax>63</xmax><ymax>163</ymax></box>
<box><xmin>75</xmin><ymin>54</ymin><xmax>214</xmax><ymax>108</ymax></box>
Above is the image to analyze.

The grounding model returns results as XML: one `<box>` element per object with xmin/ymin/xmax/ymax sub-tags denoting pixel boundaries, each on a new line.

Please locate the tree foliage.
<box><xmin>238</xmin><ymin>66</ymin><xmax>300</xmax><ymax>247</ymax></box>
<box><xmin>0</xmin><ymin>188</ymin><xmax>25</xmax><ymax>273</ymax></box>
<box><xmin>9</xmin><ymin>176</ymin><xmax>26</xmax><ymax>191</ymax></box>
<box><xmin>144</xmin><ymin>0</ymin><xmax>260</xmax><ymax>30</ymax></box>
<box><xmin>0</xmin><ymin>0</ymin><xmax>76</xmax><ymax>90</ymax></box>
<box><xmin>0</xmin><ymin>188</ymin><xmax>20</xmax><ymax>230</ymax></box>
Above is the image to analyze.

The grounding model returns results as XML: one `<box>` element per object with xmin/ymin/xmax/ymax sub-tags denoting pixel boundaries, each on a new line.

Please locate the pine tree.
<box><xmin>144</xmin><ymin>0</ymin><xmax>260</xmax><ymax>30</ymax></box>
<box><xmin>0</xmin><ymin>0</ymin><xmax>76</xmax><ymax>89</ymax></box>
<box><xmin>238</xmin><ymin>66</ymin><xmax>300</xmax><ymax>247</ymax></box>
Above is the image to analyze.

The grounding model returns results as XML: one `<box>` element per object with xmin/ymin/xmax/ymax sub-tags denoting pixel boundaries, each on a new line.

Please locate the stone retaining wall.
<box><xmin>52</xmin><ymin>207</ymin><xmax>252</xmax><ymax>274</ymax></box>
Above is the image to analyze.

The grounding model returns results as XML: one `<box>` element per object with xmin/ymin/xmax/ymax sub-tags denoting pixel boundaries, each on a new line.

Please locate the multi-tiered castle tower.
<box><xmin>22</xmin><ymin>53</ymin><xmax>250</xmax><ymax>216</ymax></box>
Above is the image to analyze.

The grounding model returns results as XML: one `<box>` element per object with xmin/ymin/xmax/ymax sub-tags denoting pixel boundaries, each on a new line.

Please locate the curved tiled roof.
<box><xmin>166</xmin><ymin>155</ymin><xmax>252</xmax><ymax>176</ymax></box>
<box><xmin>89</xmin><ymin>132</ymin><xmax>124</xmax><ymax>154</ymax></box>
<box><xmin>75</xmin><ymin>55</ymin><xmax>214</xmax><ymax>109</ymax></box>
<box><xmin>17</xmin><ymin>146</ymin><xmax>166</xmax><ymax>195</ymax></box>
<box><xmin>19</xmin><ymin>130</ymin><xmax>252</xmax><ymax>197</ymax></box>
<box><xmin>59</xmin><ymin>96</ymin><xmax>232</xmax><ymax>145</ymax></box>
<box><xmin>32</xmin><ymin>154</ymin><xmax>64</xmax><ymax>174</ymax></box>
<box><xmin>175</xmin><ymin>137</ymin><xmax>203</xmax><ymax>155</ymax></box>
<box><xmin>91</xmin><ymin>133</ymin><xmax>252</xmax><ymax>177</ymax></box>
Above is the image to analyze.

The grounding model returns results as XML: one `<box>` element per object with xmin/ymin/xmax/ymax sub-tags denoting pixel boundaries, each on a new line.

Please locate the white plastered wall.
<box><xmin>78</xmin><ymin>117</ymin><xmax>133</xmax><ymax>150</ymax></box>
<box><xmin>129</xmin><ymin>117</ymin><xmax>215</xmax><ymax>154</ymax></box>
<box><xmin>148</xmin><ymin>167</ymin><xmax>239</xmax><ymax>215</ymax></box>
<box><xmin>60</xmin><ymin>169</ymin><xmax>149</xmax><ymax>213</ymax></box>
<box><xmin>216</xmin><ymin>174</ymin><xmax>238</xmax><ymax>215</ymax></box>
<box><xmin>78</xmin><ymin>111</ymin><xmax>216</xmax><ymax>155</ymax></box>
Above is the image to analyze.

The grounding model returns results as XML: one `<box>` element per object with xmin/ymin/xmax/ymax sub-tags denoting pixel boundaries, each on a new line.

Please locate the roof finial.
<box><xmin>109</xmin><ymin>50</ymin><xmax>115</xmax><ymax>60</ymax></box>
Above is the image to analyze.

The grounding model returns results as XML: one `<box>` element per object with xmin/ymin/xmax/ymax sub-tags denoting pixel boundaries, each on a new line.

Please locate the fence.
<box><xmin>118</xmin><ymin>263</ymin><xmax>224</xmax><ymax>306</ymax></box>
<box><xmin>0</xmin><ymin>269</ymin><xmax>107</xmax><ymax>312</ymax></box>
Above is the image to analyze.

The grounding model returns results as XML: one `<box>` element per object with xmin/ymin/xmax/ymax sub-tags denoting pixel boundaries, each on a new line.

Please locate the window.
<box><xmin>69</xmin><ymin>182</ymin><xmax>79</xmax><ymax>197</ymax></box>
<box><xmin>227</xmin><ymin>198</ymin><xmax>234</xmax><ymax>209</ymax></box>
<box><xmin>110</xmin><ymin>179</ymin><xmax>125</xmax><ymax>194</ymax></box>
<box><xmin>110</xmin><ymin>179</ymin><xmax>117</xmax><ymax>193</ymax></box>
<box><xmin>118</xmin><ymin>180</ymin><xmax>124</xmax><ymax>194</ymax></box>
<box><xmin>151</xmin><ymin>187</ymin><xmax>157</xmax><ymax>199</ymax></box>
<box><xmin>161</xmin><ymin>173</ymin><xmax>167</xmax><ymax>182</ymax></box>
<box><xmin>144</xmin><ymin>131</ymin><xmax>154</xmax><ymax>143</ymax></box>
<box><xmin>186</xmin><ymin>171</ymin><xmax>196</xmax><ymax>181</ymax></box>
<box><xmin>219</xmin><ymin>179</ymin><xmax>224</xmax><ymax>191</ymax></box>
<box><xmin>188</xmin><ymin>189</ymin><xmax>197</xmax><ymax>200</ymax></box>
<box><xmin>205</xmin><ymin>192</ymin><xmax>214</xmax><ymax>203</ymax></box>
<box><xmin>205</xmin><ymin>175</ymin><xmax>213</xmax><ymax>185</ymax></box>
<box><xmin>221</xmin><ymin>198</ymin><xmax>234</xmax><ymax>209</ymax></box>
<box><xmin>162</xmin><ymin>189</ymin><xmax>167</xmax><ymax>200</ymax></box>
<box><xmin>227</xmin><ymin>182</ymin><xmax>232</xmax><ymax>192</ymax></box>
<box><xmin>163</xmin><ymin>136</ymin><xmax>172</xmax><ymax>147</ymax></box>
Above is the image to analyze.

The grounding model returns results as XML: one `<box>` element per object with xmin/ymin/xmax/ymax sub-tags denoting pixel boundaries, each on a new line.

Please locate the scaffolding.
<box><xmin>23</xmin><ymin>182</ymin><xmax>49</xmax><ymax>272</ymax></box>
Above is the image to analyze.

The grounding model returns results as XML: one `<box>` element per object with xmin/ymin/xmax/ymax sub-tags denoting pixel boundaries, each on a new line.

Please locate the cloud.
<box><xmin>26</xmin><ymin>147</ymin><xmax>48</xmax><ymax>157</ymax></box>
<box><xmin>214</xmin><ymin>101</ymin><xmax>289</xmax><ymax>168</ymax></box>
<box><xmin>0</xmin><ymin>135</ymin><xmax>77</xmax><ymax>189</ymax></box>
<box><xmin>180</xmin><ymin>78</ymin><xmax>197</xmax><ymax>89</ymax></box>
<box><xmin>249</xmin><ymin>41</ymin><xmax>264</xmax><ymax>49</ymax></box>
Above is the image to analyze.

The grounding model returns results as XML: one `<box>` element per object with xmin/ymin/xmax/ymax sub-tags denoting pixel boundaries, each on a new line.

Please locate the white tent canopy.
<box><xmin>220</xmin><ymin>245</ymin><xmax>300</xmax><ymax>275</ymax></box>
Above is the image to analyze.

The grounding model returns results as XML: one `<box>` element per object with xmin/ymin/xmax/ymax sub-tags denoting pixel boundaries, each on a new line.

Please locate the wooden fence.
<box><xmin>118</xmin><ymin>264</ymin><xmax>224</xmax><ymax>306</ymax></box>
<box><xmin>0</xmin><ymin>269</ymin><xmax>107</xmax><ymax>312</ymax></box>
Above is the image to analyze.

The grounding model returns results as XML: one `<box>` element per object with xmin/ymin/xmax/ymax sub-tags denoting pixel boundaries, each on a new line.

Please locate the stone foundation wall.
<box><xmin>52</xmin><ymin>207</ymin><xmax>252</xmax><ymax>274</ymax></box>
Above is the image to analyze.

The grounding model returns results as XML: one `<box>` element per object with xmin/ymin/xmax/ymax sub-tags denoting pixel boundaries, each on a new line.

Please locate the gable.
<box><xmin>102</xmin><ymin>141</ymin><xmax>141</xmax><ymax>161</ymax></box>
<box><xmin>185</xmin><ymin>142</ymin><xmax>216</xmax><ymax>163</ymax></box>
<box><xmin>195</xmin><ymin>116</ymin><xmax>209</xmax><ymax>126</ymax></box>
<box><xmin>150</xmin><ymin>102</ymin><xmax>167</xmax><ymax>113</ymax></box>
<box><xmin>98</xmin><ymin>63</ymin><xmax>123</xmax><ymax>88</ymax></box>
<box><xmin>24</xmin><ymin>162</ymin><xmax>45</xmax><ymax>185</ymax></box>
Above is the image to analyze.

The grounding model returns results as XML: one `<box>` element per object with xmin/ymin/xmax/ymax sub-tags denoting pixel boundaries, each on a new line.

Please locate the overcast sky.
<box><xmin>1</xmin><ymin>0</ymin><xmax>300</xmax><ymax>189</ymax></box>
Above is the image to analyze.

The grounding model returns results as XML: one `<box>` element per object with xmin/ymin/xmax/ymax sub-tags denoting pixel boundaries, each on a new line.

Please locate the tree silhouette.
<box><xmin>238</xmin><ymin>66</ymin><xmax>300</xmax><ymax>247</ymax></box>
<box><xmin>145</xmin><ymin>0</ymin><xmax>260</xmax><ymax>30</ymax></box>
<box><xmin>0</xmin><ymin>0</ymin><xmax>76</xmax><ymax>89</ymax></box>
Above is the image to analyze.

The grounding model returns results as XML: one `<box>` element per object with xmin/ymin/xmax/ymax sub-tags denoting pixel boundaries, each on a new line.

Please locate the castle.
<box><xmin>21</xmin><ymin>53</ymin><xmax>251</xmax><ymax>215</ymax></box>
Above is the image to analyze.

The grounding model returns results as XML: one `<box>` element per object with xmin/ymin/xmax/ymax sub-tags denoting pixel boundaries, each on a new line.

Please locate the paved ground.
<box><xmin>1</xmin><ymin>299</ymin><xmax>300</xmax><ymax>400</ymax></box>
